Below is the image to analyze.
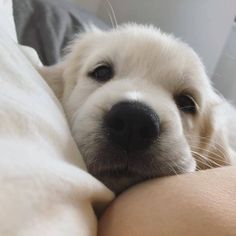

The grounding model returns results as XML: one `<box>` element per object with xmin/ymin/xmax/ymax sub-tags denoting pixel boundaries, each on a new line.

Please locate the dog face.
<box><xmin>40</xmin><ymin>24</ymin><xmax>232</xmax><ymax>193</ymax></box>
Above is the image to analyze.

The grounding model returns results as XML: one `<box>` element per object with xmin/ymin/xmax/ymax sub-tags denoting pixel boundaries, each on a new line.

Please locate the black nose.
<box><xmin>104</xmin><ymin>101</ymin><xmax>160</xmax><ymax>153</ymax></box>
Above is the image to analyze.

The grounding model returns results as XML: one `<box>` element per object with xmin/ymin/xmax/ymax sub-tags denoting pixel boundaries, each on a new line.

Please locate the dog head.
<box><xmin>40</xmin><ymin>24</ymin><xmax>232</xmax><ymax>193</ymax></box>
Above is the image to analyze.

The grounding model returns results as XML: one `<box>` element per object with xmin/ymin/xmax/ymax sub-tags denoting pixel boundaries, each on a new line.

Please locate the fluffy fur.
<box><xmin>39</xmin><ymin>24</ymin><xmax>236</xmax><ymax>193</ymax></box>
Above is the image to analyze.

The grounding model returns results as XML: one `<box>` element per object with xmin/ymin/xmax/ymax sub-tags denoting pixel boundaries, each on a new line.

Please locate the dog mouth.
<box><xmin>86</xmin><ymin>150</ymin><xmax>175</xmax><ymax>194</ymax></box>
<box><xmin>91</xmin><ymin>166</ymin><xmax>153</xmax><ymax>194</ymax></box>
<box><xmin>78</xmin><ymin>128</ymin><xmax>195</xmax><ymax>193</ymax></box>
<box><xmin>81</xmin><ymin>141</ymin><xmax>194</xmax><ymax>194</ymax></box>
<box><xmin>88</xmin><ymin>155</ymin><xmax>152</xmax><ymax>179</ymax></box>
<box><xmin>94</xmin><ymin>165</ymin><xmax>151</xmax><ymax>178</ymax></box>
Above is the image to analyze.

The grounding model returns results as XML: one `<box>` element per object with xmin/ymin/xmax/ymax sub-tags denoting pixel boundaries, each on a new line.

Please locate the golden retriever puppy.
<box><xmin>39</xmin><ymin>24</ymin><xmax>236</xmax><ymax>193</ymax></box>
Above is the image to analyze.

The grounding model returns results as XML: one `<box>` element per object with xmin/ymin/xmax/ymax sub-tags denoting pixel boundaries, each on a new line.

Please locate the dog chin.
<box><xmin>93</xmin><ymin>172</ymin><xmax>146</xmax><ymax>194</ymax></box>
<box><xmin>81</xmin><ymin>146</ymin><xmax>196</xmax><ymax>194</ymax></box>
<box><xmin>94</xmin><ymin>162</ymin><xmax>195</xmax><ymax>194</ymax></box>
<box><xmin>78</xmin><ymin>134</ymin><xmax>196</xmax><ymax>194</ymax></box>
<box><xmin>84</xmin><ymin>146</ymin><xmax>156</xmax><ymax>193</ymax></box>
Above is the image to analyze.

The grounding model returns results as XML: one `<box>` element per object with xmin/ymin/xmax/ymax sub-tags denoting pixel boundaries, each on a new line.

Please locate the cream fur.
<box><xmin>39</xmin><ymin>24</ymin><xmax>236</xmax><ymax>193</ymax></box>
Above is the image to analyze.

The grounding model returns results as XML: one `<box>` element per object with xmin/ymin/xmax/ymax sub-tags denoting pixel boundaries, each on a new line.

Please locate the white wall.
<box><xmin>213</xmin><ymin>24</ymin><xmax>236</xmax><ymax>103</ymax></box>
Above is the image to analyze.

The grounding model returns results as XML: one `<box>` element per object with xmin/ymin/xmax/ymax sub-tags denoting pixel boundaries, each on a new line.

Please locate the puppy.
<box><xmin>39</xmin><ymin>24</ymin><xmax>236</xmax><ymax>193</ymax></box>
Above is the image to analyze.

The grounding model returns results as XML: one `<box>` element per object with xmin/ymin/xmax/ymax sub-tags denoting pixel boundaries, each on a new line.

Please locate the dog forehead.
<box><xmin>100</xmin><ymin>28</ymin><xmax>205</xmax><ymax>87</ymax></box>
<box><xmin>68</xmin><ymin>25</ymin><xmax>211</xmax><ymax>103</ymax></box>
<box><xmin>81</xmin><ymin>25</ymin><xmax>203</xmax><ymax>79</ymax></box>
<box><xmin>86</xmin><ymin>25</ymin><xmax>190</xmax><ymax>64</ymax></box>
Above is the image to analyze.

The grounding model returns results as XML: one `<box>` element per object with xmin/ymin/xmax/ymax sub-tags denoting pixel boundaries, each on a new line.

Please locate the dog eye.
<box><xmin>175</xmin><ymin>94</ymin><xmax>197</xmax><ymax>114</ymax></box>
<box><xmin>88</xmin><ymin>64</ymin><xmax>114</xmax><ymax>82</ymax></box>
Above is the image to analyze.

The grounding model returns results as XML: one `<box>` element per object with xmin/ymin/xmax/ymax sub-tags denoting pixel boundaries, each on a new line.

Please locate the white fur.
<box><xmin>39</xmin><ymin>24</ymin><xmax>236</xmax><ymax>193</ymax></box>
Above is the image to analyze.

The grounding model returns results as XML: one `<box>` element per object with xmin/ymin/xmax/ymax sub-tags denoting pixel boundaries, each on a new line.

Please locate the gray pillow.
<box><xmin>13</xmin><ymin>0</ymin><xmax>108</xmax><ymax>65</ymax></box>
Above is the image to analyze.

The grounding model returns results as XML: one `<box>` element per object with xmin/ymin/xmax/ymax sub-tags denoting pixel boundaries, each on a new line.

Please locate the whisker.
<box><xmin>206</xmin><ymin>156</ymin><xmax>230</xmax><ymax>167</ymax></box>
<box><xmin>194</xmin><ymin>158</ymin><xmax>214</xmax><ymax>169</ymax></box>
<box><xmin>105</xmin><ymin>5</ymin><xmax>115</xmax><ymax>28</ymax></box>
<box><xmin>201</xmin><ymin>157</ymin><xmax>224</xmax><ymax>168</ymax></box>
<box><xmin>187</xmin><ymin>137</ymin><xmax>230</xmax><ymax>163</ymax></box>
<box><xmin>191</xmin><ymin>151</ymin><xmax>213</xmax><ymax>168</ymax></box>
<box><xmin>166</xmin><ymin>162</ymin><xmax>179</xmax><ymax>177</ymax></box>
<box><xmin>191</xmin><ymin>141</ymin><xmax>226</xmax><ymax>158</ymax></box>
<box><xmin>189</xmin><ymin>145</ymin><xmax>228</xmax><ymax>165</ymax></box>
<box><xmin>185</xmin><ymin>134</ymin><xmax>227</xmax><ymax>152</ymax></box>
<box><xmin>191</xmin><ymin>151</ymin><xmax>222</xmax><ymax>168</ymax></box>
<box><xmin>195</xmin><ymin>166</ymin><xmax>202</xmax><ymax>171</ymax></box>
<box><xmin>156</xmin><ymin>138</ymin><xmax>225</xmax><ymax>158</ymax></box>
<box><xmin>104</xmin><ymin>0</ymin><xmax>118</xmax><ymax>28</ymax></box>
<box><xmin>158</xmin><ymin>134</ymin><xmax>228</xmax><ymax>164</ymax></box>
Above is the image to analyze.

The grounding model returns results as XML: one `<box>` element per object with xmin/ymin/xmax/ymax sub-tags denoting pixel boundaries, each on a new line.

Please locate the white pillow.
<box><xmin>0</xmin><ymin>0</ymin><xmax>17</xmax><ymax>41</ymax></box>
<box><xmin>0</xmin><ymin>1</ymin><xmax>114</xmax><ymax>235</ymax></box>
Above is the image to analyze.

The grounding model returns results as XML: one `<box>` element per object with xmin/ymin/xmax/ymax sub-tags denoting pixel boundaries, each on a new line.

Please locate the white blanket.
<box><xmin>0</xmin><ymin>1</ymin><xmax>114</xmax><ymax>235</ymax></box>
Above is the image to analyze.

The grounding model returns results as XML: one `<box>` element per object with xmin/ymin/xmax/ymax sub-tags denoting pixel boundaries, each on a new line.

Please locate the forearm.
<box><xmin>98</xmin><ymin>166</ymin><xmax>236</xmax><ymax>236</ymax></box>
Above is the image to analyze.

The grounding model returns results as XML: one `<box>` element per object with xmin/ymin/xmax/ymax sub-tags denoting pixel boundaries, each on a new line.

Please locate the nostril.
<box><xmin>108</xmin><ymin>117</ymin><xmax>125</xmax><ymax>133</ymax></box>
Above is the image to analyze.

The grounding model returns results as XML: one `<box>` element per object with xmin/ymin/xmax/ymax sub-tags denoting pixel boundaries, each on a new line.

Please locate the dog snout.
<box><xmin>104</xmin><ymin>101</ymin><xmax>160</xmax><ymax>153</ymax></box>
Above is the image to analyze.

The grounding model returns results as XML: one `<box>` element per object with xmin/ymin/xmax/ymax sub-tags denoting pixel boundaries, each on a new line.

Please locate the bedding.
<box><xmin>13</xmin><ymin>0</ymin><xmax>108</xmax><ymax>65</ymax></box>
<box><xmin>0</xmin><ymin>1</ymin><xmax>113</xmax><ymax>235</ymax></box>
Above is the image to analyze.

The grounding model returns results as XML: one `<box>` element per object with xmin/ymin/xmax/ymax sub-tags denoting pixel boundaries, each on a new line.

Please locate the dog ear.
<box><xmin>37</xmin><ymin>63</ymin><xmax>65</xmax><ymax>99</ymax></box>
<box><xmin>196</xmin><ymin>100</ymin><xmax>235</xmax><ymax>170</ymax></box>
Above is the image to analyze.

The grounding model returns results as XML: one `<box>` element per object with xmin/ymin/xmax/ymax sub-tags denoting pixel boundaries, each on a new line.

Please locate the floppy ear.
<box><xmin>37</xmin><ymin>63</ymin><xmax>65</xmax><ymax>99</ymax></box>
<box><xmin>196</xmin><ymin>101</ymin><xmax>235</xmax><ymax>170</ymax></box>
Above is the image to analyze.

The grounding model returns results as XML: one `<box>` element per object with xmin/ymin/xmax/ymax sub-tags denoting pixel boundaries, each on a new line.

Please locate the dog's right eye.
<box><xmin>88</xmin><ymin>64</ymin><xmax>114</xmax><ymax>82</ymax></box>
<box><xmin>175</xmin><ymin>94</ymin><xmax>197</xmax><ymax>114</ymax></box>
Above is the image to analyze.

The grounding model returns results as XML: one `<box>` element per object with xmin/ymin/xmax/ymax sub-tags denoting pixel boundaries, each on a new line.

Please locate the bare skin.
<box><xmin>98</xmin><ymin>166</ymin><xmax>236</xmax><ymax>236</ymax></box>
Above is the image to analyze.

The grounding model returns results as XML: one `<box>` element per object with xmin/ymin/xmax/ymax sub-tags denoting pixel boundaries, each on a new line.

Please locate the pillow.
<box><xmin>0</xmin><ymin>0</ymin><xmax>17</xmax><ymax>41</ymax></box>
<box><xmin>13</xmin><ymin>0</ymin><xmax>108</xmax><ymax>65</ymax></box>
<box><xmin>0</xmin><ymin>1</ymin><xmax>113</xmax><ymax>235</ymax></box>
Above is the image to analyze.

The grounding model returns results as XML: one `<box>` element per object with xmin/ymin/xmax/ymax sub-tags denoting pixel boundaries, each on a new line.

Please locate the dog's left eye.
<box><xmin>175</xmin><ymin>94</ymin><xmax>197</xmax><ymax>114</ymax></box>
<box><xmin>88</xmin><ymin>64</ymin><xmax>114</xmax><ymax>82</ymax></box>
